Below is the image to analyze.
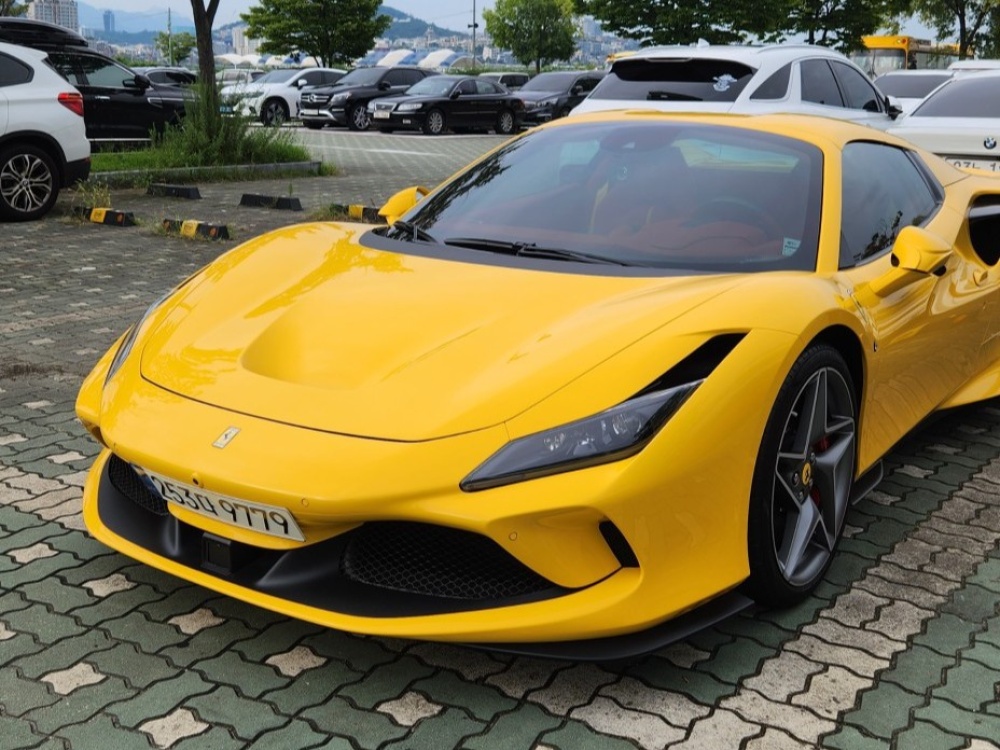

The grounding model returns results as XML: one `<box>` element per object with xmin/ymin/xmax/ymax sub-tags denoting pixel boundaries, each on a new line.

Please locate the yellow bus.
<box><xmin>849</xmin><ymin>35</ymin><xmax>965</xmax><ymax>78</ymax></box>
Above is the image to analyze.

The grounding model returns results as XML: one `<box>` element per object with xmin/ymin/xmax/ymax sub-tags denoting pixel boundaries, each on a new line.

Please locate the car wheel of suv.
<box><xmin>495</xmin><ymin>109</ymin><xmax>516</xmax><ymax>135</ymax></box>
<box><xmin>423</xmin><ymin>108</ymin><xmax>446</xmax><ymax>135</ymax></box>
<box><xmin>0</xmin><ymin>144</ymin><xmax>59</xmax><ymax>222</ymax></box>
<box><xmin>348</xmin><ymin>104</ymin><xmax>371</xmax><ymax>131</ymax></box>
<box><xmin>261</xmin><ymin>99</ymin><xmax>289</xmax><ymax>127</ymax></box>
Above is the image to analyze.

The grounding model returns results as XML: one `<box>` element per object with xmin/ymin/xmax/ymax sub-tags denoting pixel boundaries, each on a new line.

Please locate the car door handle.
<box><xmin>95</xmin><ymin>95</ymin><xmax>110</xmax><ymax>101</ymax></box>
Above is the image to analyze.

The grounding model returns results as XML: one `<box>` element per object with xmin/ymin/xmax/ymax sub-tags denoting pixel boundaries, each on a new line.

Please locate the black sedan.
<box><xmin>367</xmin><ymin>75</ymin><xmax>524</xmax><ymax>135</ymax></box>
<box><xmin>518</xmin><ymin>70</ymin><xmax>604</xmax><ymax>125</ymax></box>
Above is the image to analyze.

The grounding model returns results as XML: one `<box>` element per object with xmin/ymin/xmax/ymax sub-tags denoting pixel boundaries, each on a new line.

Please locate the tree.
<box><xmin>484</xmin><ymin>0</ymin><xmax>577</xmax><ymax>74</ymax></box>
<box><xmin>189</xmin><ymin>0</ymin><xmax>222</xmax><ymax>138</ymax></box>
<box><xmin>782</xmin><ymin>0</ymin><xmax>910</xmax><ymax>51</ymax></box>
<box><xmin>241</xmin><ymin>0</ymin><xmax>390</xmax><ymax>68</ymax></box>
<box><xmin>0</xmin><ymin>1</ymin><xmax>27</xmax><ymax>15</ymax></box>
<box><xmin>155</xmin><ymin>31</ymin><xmax>197</xmax><ymax>65</ymax></box>
<box><xmin>912</xmin><ymin>0</ymin><xmax>995</xmax><ymax>57</ymax></box>
<box><xmin>572</xmin><ymin>0</ymin><xmax>760</xmax><ymax>45</ymax></box>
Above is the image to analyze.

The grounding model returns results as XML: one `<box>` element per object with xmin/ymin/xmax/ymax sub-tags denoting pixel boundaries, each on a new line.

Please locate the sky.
<box><xmin>88</xmin><ymin>1</ymin><xmax>495</xmax><ymax>31</ymax></box>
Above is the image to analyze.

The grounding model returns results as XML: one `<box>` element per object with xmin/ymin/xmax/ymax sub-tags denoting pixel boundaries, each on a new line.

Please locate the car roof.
<box><xmin>0</xmin><ymin>39</ymin><xmax>49</xmax><ymax>62</ymax></box>
<box><xmin>617</xmin><ymin>43</ymin><xmax>849</xmax><ymax>66</ymax></box>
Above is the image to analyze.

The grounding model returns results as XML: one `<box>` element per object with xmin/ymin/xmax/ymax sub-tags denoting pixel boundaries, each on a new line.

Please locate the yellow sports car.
<box><xmin>77</xmin><ymin>111</ymin><xmax>1000</xmax><ymax>657</ymax></box>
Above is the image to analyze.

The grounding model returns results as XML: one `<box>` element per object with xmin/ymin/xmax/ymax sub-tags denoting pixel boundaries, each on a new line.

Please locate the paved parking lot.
<box><xmin>2</xmin><ymin>130</ymin><xmax>1000</xmax><ymax>749</ymax></box>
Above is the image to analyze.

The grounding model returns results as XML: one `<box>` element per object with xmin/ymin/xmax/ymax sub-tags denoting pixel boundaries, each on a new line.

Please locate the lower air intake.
<box><xmin>107</xmin><ymin>454</ymin><xmax>169</xmax><ymax>516</ymax></box>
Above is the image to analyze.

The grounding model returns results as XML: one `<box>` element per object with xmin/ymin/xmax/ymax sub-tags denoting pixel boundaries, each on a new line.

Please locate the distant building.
<box><xmin>231</xmin><ymin>25</ymin><xmax>262</xmax><ymax>57</ymax></box>
<box><xmin>27</xmin><ymin>0</ymin><xmax>79</xmax><ymax>32</ymax></box>
<box><xmin>102</xmin><ymin>10</ymin><xmax>114</xmax><ymax>33</ymax></box>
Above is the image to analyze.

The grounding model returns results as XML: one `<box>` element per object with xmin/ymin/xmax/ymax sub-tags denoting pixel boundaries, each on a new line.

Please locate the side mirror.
<box><xmin>868</xmin><ymin>225</ymin><xmax>952</xmax><ymax>297</ymax></box>
<box><xmin>378</xmin><ymin>80</ymin><xmax>391</xmax><ymax>90</ymax></box>
<box><xmin>450</xmin><ymin>89</ymin><xmax>462</xmax><ymax>99</ymax></box>
<box><xmin>571</xmin><ymin>85</ymin><xmax>583</xmax><ymax>95</ymax></box>
<box><xmin>296</xmin><ymin>78</ymin><xmax>308</xmax><ymax>88</ymax></box>
<box><xmin>131</xmin><ymin>73</ymin><xmax>152</xmax><ymax>90</ymax></box>
<box><xmin>379</xmin><ymin>185</ymin><xmax>431</xmax><ymax>226</ymax></box>
<box><xmin>886</xmin><ymin>95</ymin><xmax>903</xmax><ymax>120</ymax></box>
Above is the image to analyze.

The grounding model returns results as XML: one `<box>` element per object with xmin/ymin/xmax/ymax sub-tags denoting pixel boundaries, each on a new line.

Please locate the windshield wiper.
<box><xmin>444</xmin><ymin>237</ymin><xmax>629</xmax><ymax>265</ymax></box>
<box><xmin>646</xmin><ymin>90</ymin><xmax>702</xmax><ymax>101</ymax></box>
<box><xmin>391</xmin><ymin>220</ymin><xmax>438</xmax><ymax>244</ymax></box>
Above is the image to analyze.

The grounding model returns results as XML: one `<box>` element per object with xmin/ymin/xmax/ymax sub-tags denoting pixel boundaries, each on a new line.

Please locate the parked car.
<box><xmin>478</xmin><ymin>71</ymin><xmax>531</xmax><ymax>91</ymax></box>
<box><xmin>873</xmin><ymin>70</ymin><xmax>953</xmax><ymax>114</ymax></box>
<box><xmin>77</xmin><ymin>110</ymin><xmax>1000</xmax><ymax>653</ymax></box>
<box><xmin>215</xmin><ymin>68</ymin><xmax>265</xmax><ymax>87</ymax></box>
<box><xmin>368</xmin><ymin>75</ymin><xmax>524</xmax><ymax>135</ymax></box>
<box><xmin>220</xmin><ymin>67</ymin><xmax>345</xmax><ymax>126</ymax></box>
<box><xmin>0</xmin><ymin>40</ymin><xmax>90</xmax><ymax>220</ymax></box>
<box><xmin>571</xmin><ymin>44</ymin><xmax>897</xmax><ymax>129</ymax></box>
<box><xmin>299</xmin><ymin>66</ymin><xmax>437</xmax><ymax>131</ymax></box>
<box><xmin>0</xmin><ymin>17</ymin><xmax>189</xmax><ymax>143</ymax></box>
<box><xmin>134</xmin><ymin>66</ymin><xmax>197</xmax><ymax>87</ymax></box>
<box><xmin>888</xmin><ymin>71</ymin><xmax>1000</xmax><ymax>172</ymax></box>
<box><xmin>517</xmin><ymin>70</ymin><xmax>604</xmax><ymax>124</ymax></box>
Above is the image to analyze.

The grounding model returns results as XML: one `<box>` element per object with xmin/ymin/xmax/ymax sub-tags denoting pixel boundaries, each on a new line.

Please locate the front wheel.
<box><xmin>260</xmin><ymin>99</ymin><xmax>288</xmax><ymax>127</ymax></box>
<box><xmin>422</xmin><ymin>108</ymin><xmax>446</xmax><ymax>135</ymax></box>
<box><xmin>0</xmin><ymin>144</ymin><xmax>59</xmax><ymax>221</ymax></box>
<box><xmin>348</xmin><ymin>103</ymin><xmax>371</xmax><ymax>131</ymax></box>
<box><xmin>745</xmin><ymin>345</ymin><xmax>857</xmax><ymax>607</ymax></box>
<box><xmin>495</xmin><ymin>109</ymin><xmax>516</xmax><ymax>135</ymax></box>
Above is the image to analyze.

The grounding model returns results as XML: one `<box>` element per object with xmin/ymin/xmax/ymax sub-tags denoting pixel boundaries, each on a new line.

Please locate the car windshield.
<box><xmin>591</xmin><ymin>58</ymin><xmax>755</xmax><ymax>102</ymax></box>
<box><xmin>519</xmin><ymin>72</ymin><xmax>579</xmax><ymax>92</ymax></box>
<box><xmin>874</xmin><ymin>73</ymin><xmax>951</xmax><ymax>98</ymax></box>
<box><xmin>406</xmin><ymin>76</ymin><xmax>459</xmax><ymax>96</ymax></box>
<box><xmin>398</xmin><ymin>121</ymin><xmax>822</xmax><ymax>273</ymax></box>
<box><xmin>910</xmin><ymin>76</ymin><xmax>1000</xmax><ymax>116</ymax></box>
<box><xmin>254</xmin><ymin>69</ymin><xmax>298</xmax><ymax>84</ymax></box>
<box><xmin>335</xmin><ymin>67</ymin><xmax>387</xmax><ymax>86</ymax></box>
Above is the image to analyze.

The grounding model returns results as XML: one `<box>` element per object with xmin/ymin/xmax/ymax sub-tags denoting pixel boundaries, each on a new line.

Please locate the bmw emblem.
<box><xmin>986</xmin><ymin>137</ymin><xmax>997</xmax><ymax>150</ymax></box>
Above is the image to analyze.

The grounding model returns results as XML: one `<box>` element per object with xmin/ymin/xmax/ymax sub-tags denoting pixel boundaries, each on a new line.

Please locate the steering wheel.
<box><xmin>691</xmin><ymin>197</ymin><xmax>782</xmax><ymax>239</ymax></box>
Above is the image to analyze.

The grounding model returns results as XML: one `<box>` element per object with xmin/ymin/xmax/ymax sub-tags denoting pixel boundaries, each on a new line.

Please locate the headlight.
<box><xmin>396</xmin><ymin>102</ymin><xmax>423</xmax><ymax>112</ymax></box>
<box><xmin>539</xmin><ymin>97</ymin><xmax>558</xmax><ymax>108</ymax></box>
<box><xmin>461</xmin><ymin>382</ymin><xmax>701</xmax><ymax>491</ymax></box>
<box><xmin>104</xmin><ymin>271</ymin><xmax>200</xmax><ymax>384</ymax></box>
<box><xmin>330</xmin><ymin>92</ymin><xmax>351</xmax><ymax>103</ymax></box>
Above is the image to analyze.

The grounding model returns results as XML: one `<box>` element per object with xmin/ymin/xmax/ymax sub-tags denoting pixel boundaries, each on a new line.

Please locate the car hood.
<box><xmin>518</xmin><ymin>90</ymin><xmax>565</xmax><ymax>102</ymax></box>
<box><xmin>220</xmin><ymin>82</ymin><xmax>272</xmax><ymax>97</ymax></box>
<box><xmin>139</xmin><ymin>223</ymin><xmax>743</xmax><ymax>441</ymax></box>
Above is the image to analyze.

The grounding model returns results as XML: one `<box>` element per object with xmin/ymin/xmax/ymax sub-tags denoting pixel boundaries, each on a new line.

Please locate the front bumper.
<box><xmin>300</xmin><ymin>108</ymin><xmax>347</xmax><ymax>126</ymax></box>
<box><xmin>371</xmin><ymin>111</ymin><xmax>426</xmax><ymax>131</ymax></box>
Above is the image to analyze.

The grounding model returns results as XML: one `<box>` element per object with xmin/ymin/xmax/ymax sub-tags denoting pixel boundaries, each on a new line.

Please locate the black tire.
<box><xmin>744</xmin><ymin>344</ymin><xmax>857</xmax><ymax>607</ymax></box>
<box><xmin>348</xmin><ymin>103</ymin><xmax>371</xmax><ymax>131</ymax></box>
<box><xmin>495</xmin><ymin>109</ymin><xmax>516</xmax><ymax>135</ymax></box>
<box><xmin>0</xmin><ymin>144</ymin><xmax>59</xmax><ymax>222</ymax></box>
<box><xmin>303</xmin><ymin>121</ymin><xmax>324</xmax><ymax>130</ymax></box>
<box><xmin>260</xmin><ymin>98</ymin><xmax>288</xmax><ymax>127</ymax></box>
<box><xmin>422</xmin><ymin>108</ymin><xmax>446</xmax><ymax>135</ymax></box>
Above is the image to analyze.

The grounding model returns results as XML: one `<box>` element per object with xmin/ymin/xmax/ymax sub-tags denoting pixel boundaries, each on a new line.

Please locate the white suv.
<box><xmin>220</xmin><ymin>67</ymin><xmax>345</xmax><ymax>126</ymax></box>
<box><xmin>0</xmin><ymin>41</ymin><xmax>90</xmax><ymax>221</ymax></box>
<box><xmin>572</xmin><ymin>44</ymin><xmax>897</xmax><ymax>129</ymax></box>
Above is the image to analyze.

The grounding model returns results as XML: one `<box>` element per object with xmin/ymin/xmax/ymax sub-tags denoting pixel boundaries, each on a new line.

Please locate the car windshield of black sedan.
<box><xmin>395</xmin><ymin>121</ymin><xmax>822</xmax><ymax>272</ymax></box>
<box><xmin>405</xmin><ymin>77</ymin><xmax>458</xmax><ymax>96</ymax></box>
<box><xmin>519</xmin><ymin>72</ymin><xmax>579</xmax><ymax>92</ymax></box>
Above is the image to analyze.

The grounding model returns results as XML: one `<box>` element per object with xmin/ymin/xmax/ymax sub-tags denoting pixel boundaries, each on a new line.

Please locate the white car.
<box><xmin>873</xmin><ymin>70</ymin><xmax>953</xmax><ymax>114</ymax></box>
<box><xmin>0</xmin><ymin>41</ymin><xmax>90</xmax><ymax>221</ymax></box>
<box><xmin>220</xmin><ymin>67</ymin><xmax>345</xmax><ymax>126</ymax></box>
<box><xmin>571</xmin><ymin>43</ymin><xmax>897</xmax><ymax>129</ymax></box>
<box><xmin>888</xmin><ymin>70</ymin><xmax>1000</xmax><ymax>173</ymax></box>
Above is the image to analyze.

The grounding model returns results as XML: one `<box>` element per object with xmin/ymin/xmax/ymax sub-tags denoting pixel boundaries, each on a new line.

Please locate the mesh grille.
<box><xmin>342</xmin><ymin>522</ymin><xmax>553</xmax><ymax>600</ymax></box>
<box><xmin>107</xmin><ymin>454</ymin><xmax>169</xmax><ymax>516</ymax></box>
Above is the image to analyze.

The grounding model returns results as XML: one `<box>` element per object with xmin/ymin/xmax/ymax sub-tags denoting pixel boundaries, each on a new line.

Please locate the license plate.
<box><xmin>373</xmin><ymin>110</ymin><xmax>390</xmax><ymax>119</ymax></box>
<box><xmin>220</xmin><ymin>105</ymin><xmax>234</xmax><ymax>114</ymax></box>
<box><xmin>300</xmin><ymin>108</ymin><xmax>318</xmax><ymax>116</ymax></box>
<box><xmin>143</xmin><ymin>469</ymin><xmax>304</xmax><ymax>541</ymax></box>
<box><xmin>945</xmin><ymin>157</ymin><xmax>1000</xmax><ymax>172</ymax></box>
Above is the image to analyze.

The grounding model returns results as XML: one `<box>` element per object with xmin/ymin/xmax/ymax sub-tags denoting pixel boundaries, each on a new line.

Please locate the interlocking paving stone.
<box><xmin>381</xmin><ymin>706</ymin><xmax>486</xmax><ymax>750</ymax></box>
<box><xmin>106</xmin><ymin>670</ymin><xmax>215</xmax><ymax>728</ymax></box>
<box><xmin>337</xmin><ymin>655</ymin><xmax>435</xmax><ymax>710</ymax></box>
<box><xmin>25</xmin><ymin>675</ymin><xmax>136</xmax><ymax>734</ymax></box>
<box><xmin>540</xmin><ymin>718</ymin><xmax>649</xmax><ymax>750</ymax></box>
<box><xmin>823</xmin><ymin>724</ymin><xmax>901</xmax><ymax>750</ymax></box>
<box><xmin>303</xmin><ymin>631</ymin><xmax>401</xmax><ymax>672</ymax></box>
<box><xmin>265</xmin><ymin>644</ymin><xmax>327</xmax><ymax>677</ymax></box>
<box><xmin>260</xmin><ymin>660</ymin><xmax>365</xmax><ymax>715</ymax></box>
<box><xmin>87</xmin><ymin>642</ymin><xmax>181</xmax><ymax>690</ymax></box>
<box><xmin>913</xmin><ymin>697</ymin><xmax>1000</xmax><ymax>743</ymax></box>
<box><xmin>0</xmin><ymin>713</ymin><xmax>52</xmax><ymax>750</ymax></box>
<box><xmin>186</xmin><ymin>685</ymin><xmax>286</xmax><ymax>740</ymax></box>
<box><xmin>841</xmin><ymin>681</ymin><xmax>927</xmax><ymax>740</ymax></box>
<box><xmin>571</xmin><ymin>694</ymin><xmax>685</xmax><ymax>748</ymax></box>
<box><xmin>138</xmin><ymin>707</ymin><xmax>210</xmax><ymax>749</ymax></box>
<box><xmin>41</xmin><ymin>660</ymin><xmax>107</xmax><ymax>694</ymax></box>
<box><xmin>412</xmin><ymin>670</ymin><xmax>518</xmax><ymax>722</ymax></box>
<box><xmin>485</xmin><ymin>658</ymin><xmax>568</xmax><ymax>699</ymax></box>
<box><xmin>158</xmin><ymin>619</ymin><xmax>257</xmax><ymax>668</ymax></box>
<box><xmin>13</xmin><ymin>628</ymin><xmax>113</xmax><ymax>679</ymax></box>
<box><xmin>891</xmin><ymin>720</ymin><xmax>968</xmax><ymax>750</ymax></box>
<box><xmin>190</xmin><ymin>649</ymin><xmax>290</xmax><ymax>698</ymax></box>
<box><xmin>244</xmin><ymin>719</ymin><xmax>350</xmax><ymax>750</ymax></box>
<box><xmin>879</xmin><ymin>644</ymin><xmax>953</xmax><ymax>692</ymax></box>
<box><xmin>231</xmin><ymin>618</ymin><xmax>323</xmax><ymax>662</ymax></box>
<box><xmin>54</xmin><ymin>713</ymin><xmax>153</xmax><ymax>750</ymax></box>
<box><xmin>460</xmin><ymin>703</ymin><xmax>563</xmax><ymax>750</ymax></box>
<box><xmin>300</xmin><ymin>694</ymin><xmax>409</xmax><ymax>746</ymax></box>
<box><xmin>626</xmin><ymin>655</ymin><xmax>737</xmax><ymax>705</ymax></box>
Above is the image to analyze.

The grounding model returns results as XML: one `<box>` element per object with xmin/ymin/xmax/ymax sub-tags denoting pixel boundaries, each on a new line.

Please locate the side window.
<box><xmin>476</xmin><ymin>79</ymin><xmax>502</xmax><ymax>95</ymax></box>
<box><xmin>458</xmin><ymin>79</ymin><xmax>476</xmax><ymax>95</ymax></box>
<box><xmin>830</xmin><ymin>62</ymin><xmax>883</xmax><ymax>112</ymax></box>
<box><xmin>576</xmin><ymin>76</ymin><xmax>600</xmax><ymax>93</ymax></box>
<box><xmin>384</xmin><ymin>69</ymin><xmax>409</xmax><ymax>87</ymax></box>
<box><xmin>76</xmin><ymin>55</ymin><xmax>134</xmax><ymax>88</ymax></box>
<box><xmin>750</xmin><ymin>63</ymin><xmax>791</xmax><ymax>100</ymax></box>
<box><xmin>840</xmin><ymin>142</ymin><xmax>942</xmax><ymax>268</ymax></box>
<box><xmin>300</xmin><ymin>71</ymin><xmax>323</xmax><ymax>86</ymax></box>
<box><xmin>0</xmin><ymin>53</ymin><xmax>32</xmax><ymax>86</ymax></box>
<box><xmin>800</xmin><ymin>59</ymin><xmax>844</xmax><ymax>107</ymax></box>
<box><xmin>321</xmin><ymin>70</ymin><xmax>341</xmax><ymax>85</ymax></box>
<box><xmin>46</xmin><ymin>53</ymin><xmax>85</xmax><ymax>86</ymax></box>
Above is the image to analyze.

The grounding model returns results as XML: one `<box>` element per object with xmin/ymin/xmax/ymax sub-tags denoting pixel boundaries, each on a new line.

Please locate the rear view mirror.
<box><xmin>868</xmin><ymin>225</ymin><xmax>952</xmax><ymax>297</ymax></box>
<box><xmin>379</xmin><ymin>185</ymin><xmax>431</xmax><ymax>226</ymax></box>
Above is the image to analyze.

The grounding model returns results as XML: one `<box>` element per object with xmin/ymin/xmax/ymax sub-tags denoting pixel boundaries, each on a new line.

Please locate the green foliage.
<box><xmin>911</xmin><ymin>0</ymin><xmax>995</xmax><ymax>57</ymax></box>
<box><xmin>241</xmin><ymin>0</ymin><xmax>391</xmax><ymax>67</ymax></box>
<box><xmin>484</xmin><ymin>0</ymin><xmax>578</xmax><ymax>74</ymax></box>
<box><xmin>782</xmin><ymin>0</ymin><xmax>911</xmax><ymax>50</ymax></box>
<box><xmin>155</xmin><ymin>31</ymin><xmax>197</xmax><ymax>65</ymax></box>
<box><xmin>0</xmin><ymin>1</ymin><xmax>27</xmax><ymax>16</ymax></box>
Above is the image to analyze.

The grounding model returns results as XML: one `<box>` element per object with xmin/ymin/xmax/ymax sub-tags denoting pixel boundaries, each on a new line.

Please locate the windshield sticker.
<box><xmin>782</xmin><ymin>237</ymin><xmax>801</xmax><ymax>257</ymax></box>
<box><xmin>713</xmin><ymin>74</ymin><xmax>738</xmax><ymax>92</ymax></box>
